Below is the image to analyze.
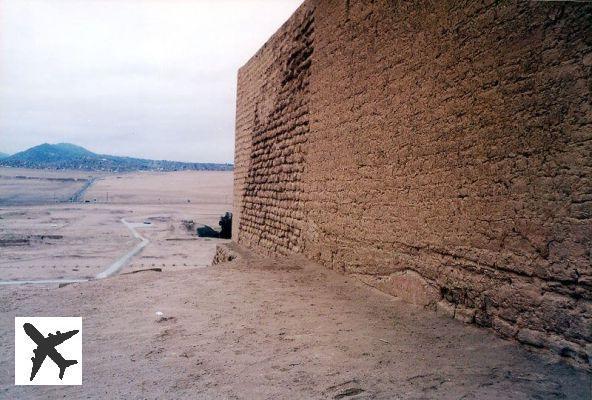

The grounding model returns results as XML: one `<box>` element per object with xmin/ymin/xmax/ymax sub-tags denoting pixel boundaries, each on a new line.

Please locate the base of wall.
<box><xmin>353</xmin><ymin>270</ymin><xmax>440</xmax><ymax>309</ymax></box>
<box><xmin>217</xmin><ymin>241</ymin><xmax>590</xmax><ymax>369</ymax></box>
<box><xmin>352</xmin><ymin>269</ymin><xmax>591</xmax><ymax>369</ymax></box>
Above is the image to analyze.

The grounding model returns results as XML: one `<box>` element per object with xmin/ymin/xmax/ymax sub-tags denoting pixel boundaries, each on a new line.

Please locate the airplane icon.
<box><xmin>23</xmin><ymin>322</ymin><xmax>79</xmax><ymax>381</ymax></box>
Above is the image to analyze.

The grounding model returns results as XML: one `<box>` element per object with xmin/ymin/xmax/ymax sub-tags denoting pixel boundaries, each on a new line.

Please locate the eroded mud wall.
<box><xmin>234</xmin><ymin>0</ymin><xmax>592</xmax><ymax>363</ymax></box>
<box><xmin>234</xmin><ymin>5</ymin><xmax>314</xmax><ymax>255</ymax></box>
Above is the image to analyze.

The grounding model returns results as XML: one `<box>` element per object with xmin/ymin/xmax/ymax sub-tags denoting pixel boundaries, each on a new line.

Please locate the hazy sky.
<box><xmin>0</xmin><ymin>0</ymin><xmax>303</xmax><ymax>163</ymax></box>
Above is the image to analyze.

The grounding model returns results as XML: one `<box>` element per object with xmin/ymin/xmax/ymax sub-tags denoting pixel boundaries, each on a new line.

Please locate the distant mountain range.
<box><xmin>0</xmin><ymin>152</ymin><xmax>9</xmax><ymax>159</ymax></box>
<box><xmin>0</xmin><ymin>143</ymin><xmax>233</xmax><ymax>172</ymax></box>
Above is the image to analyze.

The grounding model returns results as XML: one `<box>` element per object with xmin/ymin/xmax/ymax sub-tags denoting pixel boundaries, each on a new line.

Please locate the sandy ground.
<box><xmin>84</xmin><ymin>170</ymin><xmax>233</xmax><ymax>205</ymax></box>
<box><xmin>0</xmin><ymin>204</ymin><xmax>230</xmax><ymax>281</ymax></box>
<box><xmin>0</xmin><ymin>206</ymin><xmax>135</xmax><ymax>280</ymax></box>
<box><xmin>0</xmin><ymin>168</ymin><xmax>107</xmax><ymax>206</ymax></box>
<box><xmin>0</xmin><ymin>245</ymin><xmax>590</xmax><ymax>399</ymax></box>
<box><xmin>1</xmin><ymin>169</ymin><xmax>590</xmax><ymax>398</ymax></box>
<box><xmin>0</xmin><ymin>170</ymin><xmax>233</xmax><ymax>281</ymax></box>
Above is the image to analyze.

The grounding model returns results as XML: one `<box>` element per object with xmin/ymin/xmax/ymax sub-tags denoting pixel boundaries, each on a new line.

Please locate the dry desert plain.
<box><xmin>0</xmin><ymin>168</ymin><xmax>232</xmax><ymax>281</ymax></box>
<box><xmin>0</xmin><ymin>168</ymin><xmax>590</xmax><ymax>399</ymax></box>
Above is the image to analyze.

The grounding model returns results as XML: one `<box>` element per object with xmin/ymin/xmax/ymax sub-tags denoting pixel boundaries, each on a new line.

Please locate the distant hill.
<box><xmin>0</xmin><ymin>143</ymin><xmax>233</xmax><ymax>172</ymax></box>
<box><xmin>0</xmin><ymin>152</ymin><xmax>9</xmax><ymax>159</ymax></box>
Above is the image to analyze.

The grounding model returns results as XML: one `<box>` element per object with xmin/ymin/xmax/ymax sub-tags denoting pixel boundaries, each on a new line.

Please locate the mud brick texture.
<box><xmin>233</xmin><ymin>0</ymin><xmax>592</xmax><ymax>365</ymax></box>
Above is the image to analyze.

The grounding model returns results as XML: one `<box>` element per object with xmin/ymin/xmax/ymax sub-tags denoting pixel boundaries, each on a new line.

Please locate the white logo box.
<box><xmin>15</xmin><ymin>317</ymin><xmax>82</xmax><ymax>385</ymax></box>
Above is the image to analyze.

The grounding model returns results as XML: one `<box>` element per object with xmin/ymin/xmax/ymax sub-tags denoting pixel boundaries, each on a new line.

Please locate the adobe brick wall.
<box><xmin>233</xmin><ymin>0</ymin><xmax>592</xmax><ymax>364</ymax></box>
<box><xmin>233</xmin><ymin>5</ymin><xmax>313</xmax><ymax>254</ymax></box>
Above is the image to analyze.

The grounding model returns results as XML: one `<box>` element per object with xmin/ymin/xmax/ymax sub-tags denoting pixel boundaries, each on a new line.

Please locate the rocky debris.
<box><xmin>0</xmin><ymin>237</ymin><xmax>30</xmax><ymax>247</ymax></box>
<box><xmin>0</xmin><ymin>234</ymin><xmax>63</xmax><ymax>247</ymax></box>
<box><xmin>212</xmin><ymin>244</ymin><xmax>237</xmax><ymax>265</ymax></box>
<box><xmin>181</xmin><ymin>219</ymin><xmax>195</xmax><ymax>232</ymax></box>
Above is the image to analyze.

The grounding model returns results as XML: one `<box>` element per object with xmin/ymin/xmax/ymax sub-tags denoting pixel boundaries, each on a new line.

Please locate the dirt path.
<box><xmin>0</xmin><ymin>218</ymin><xmax>149</xmax><ymax>285</ymax></box>
<box><xmin>95</xmin><ymin>219</ymin><xmax>149</xmax><ymax>279</ymax></box>
<box><xmin>70</xmin><ymin>177</ymin><xmax>96</xmax><ymax>203</ymax></box>
<box><xmin>0</xmin><ymin>244</ymin><xmax>589</xmax><ymax>399</ymax></box>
